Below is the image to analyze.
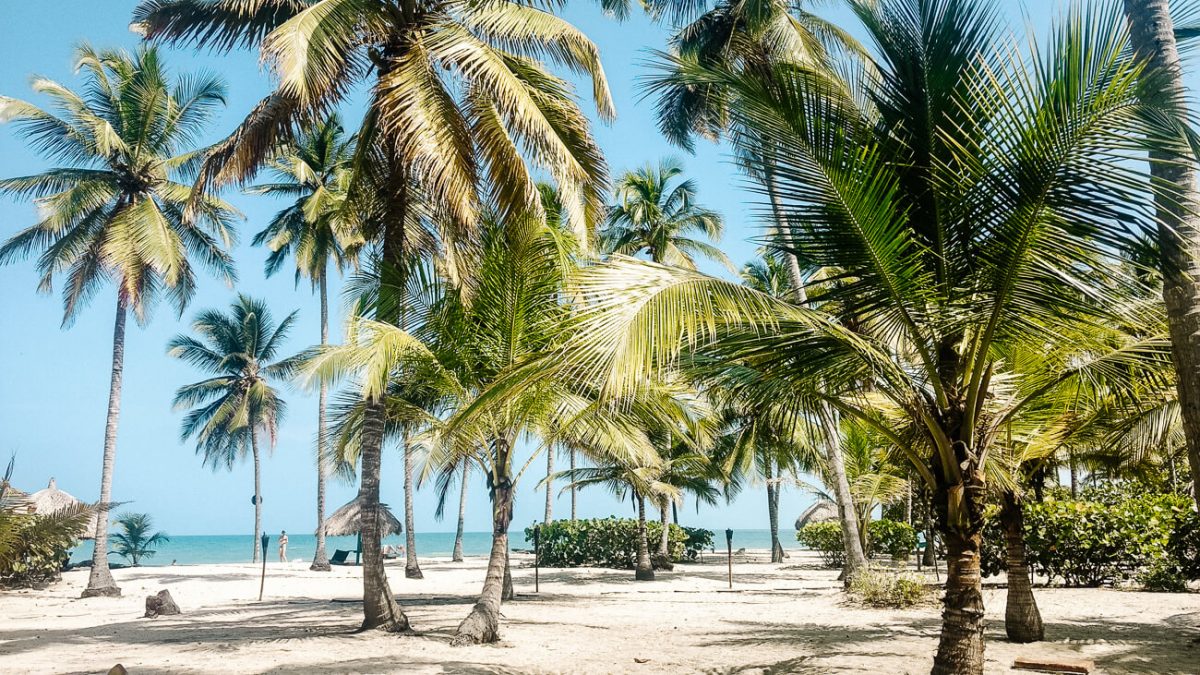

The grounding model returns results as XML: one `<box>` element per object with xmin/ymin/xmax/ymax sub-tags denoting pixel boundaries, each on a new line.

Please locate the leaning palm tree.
<box><xmin>601</xmin><ymin>159</ymin><xmax>731</xmax><ymax>271</ymax></box>
<box><xmin>0</xmin><ymin>46</ymin><xmax>235</xmax><ymax>597</ymax></box>
<box><xmin>249</xmin><ymin>113</ymin><xmax>362</xmax><ymax>571</ymax></box>
<box><xmin>169</xmin><ymin>295</ymin><xmax>298</xmax><ymax>562</ymax></box>
<box><xmin>549</xmin><ymin>2</ymin><xmax>1185</xmax><ymax>672</ymax></box>
<box><xmin>134</xmin><ymin>0</ymin><xmax>612</xmax><ymax>632</ymax></box>
<box><xmin>111</xmin><ymin>512</ymin><xmax>170</xmax><ymax>566</ymax></box>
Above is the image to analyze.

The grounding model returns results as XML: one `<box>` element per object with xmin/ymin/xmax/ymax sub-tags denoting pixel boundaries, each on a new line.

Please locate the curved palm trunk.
<box><xmin>931</xmin><ymin>529</ymin><xmax>986</xmax><ymax>675</ymax></box>
<box><xmin>359</xmin><ymin>398</ymin><xmax>409</xmax><ymax>632</ymax></box>
<box><xmin>658</xmin><ymin>500</ymin><xmax>670</xmax><ymax>559</ymax></box>
<box><xmin>311</xmin><ymin>272</ymin><xmax>331</xmax><ymax>572</ymax></box>
<box><xmin>1124</xmin><ymin>0</ymin><xmax>1200</xmax><ymax>513</ymax></box>
<box><xmin>544</xmin><ymin>447</ymin><xmax>554</xmax><ymax>524</ymax></box>
<box><xmin>452</xmin><ymin>460</ymin><xmax>468</xmax><ymax>562</ymax></box>
<box><xmin>635</xmin><ymin>494</ymin><xmax>655</xmax><ymax>581</ymax></box>
<box><xmin>453</xmin><ymin>472</ymin><xmax>513</xmax><ymax>644</ymax></box>
<box><xmin>502</xmin><ymin>549</ymin><xmax>514</xmax><ymax>601</ymax></box>
<box><xmin>251</xmin><ymin>432</ymin><xmax>263</xmax><ymax>563</ymax></box>
<box><xmin>766</xmin><ymin>459</ymin><xmax>784</xmax><ymax>563</ymax></box>
<box><xmin>1000</xmin><ymin>491</ymin><xmax>1043</xmax><ymax>643</ymax></box>
<box><xmin>569</xmin><ymin>449</ymin><xmax>577</xmax><ymax>521</ymax></box>
<box><xmin>403</xmin><ymin>429</ymin><xmax>423</xmax><ymax>579</ymax></box>
<box><xmin>819</xmin><ymin>405</ymin><xmax>866</xmax><ymax>578</ymax></box>
<box><xmin>82</xmin><ymin>293</ymin><xmax>127</xmax><ymax>598</ymax></box>
<box><xmin>923</xmin><ymin>493</ymin><xmax>937</xmax><ymax>568</ymax></box>
<box><xmin>764</xmin><ymin>167</ymin><xmax>807</xmax><ymax>299</ymax></box>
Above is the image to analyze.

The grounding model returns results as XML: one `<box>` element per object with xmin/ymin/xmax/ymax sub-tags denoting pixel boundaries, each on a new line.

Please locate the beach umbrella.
<box><xmin>29</xmin><ymin>478</ymin><xmax>98</xmax><ymax>539</ymax></box>
<box><xmin>325</xmin><ymin>494</ymin><xmax>402</xmax><ymax>537</ymax></box>
<box><xmin>794</xmin><ymin>500</ymin><xmax>839</xmax><ymax>531</ymax></box>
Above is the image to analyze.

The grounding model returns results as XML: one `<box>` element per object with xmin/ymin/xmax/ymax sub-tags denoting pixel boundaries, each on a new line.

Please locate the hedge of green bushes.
<box><xmin>981</xmin><ymin>488</ymin><xmax>1200</xmax><ymax>589</ymax></box>
<box><xmin>795</xmin><ymin>519</ymin><xmax>918</xmax><ymax>567</ymax></box>
<box><xmin>524</xmin><ymin>518</ymin><xmax>714</xmax><ymax>569</ymax></box>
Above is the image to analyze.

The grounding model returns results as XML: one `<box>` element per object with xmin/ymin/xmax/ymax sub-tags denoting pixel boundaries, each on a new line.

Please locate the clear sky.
<box><xmin>0</xmin><ymin>0</ymin><xmax>1094</xmax><ymax>537</ymax></box>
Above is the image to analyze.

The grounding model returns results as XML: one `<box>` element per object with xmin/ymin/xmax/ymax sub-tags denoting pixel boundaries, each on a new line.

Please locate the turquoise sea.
<box><xmin>69</xmin><ymin>528</ymin><xmax>798</xmax><ymax>566</ymax></box>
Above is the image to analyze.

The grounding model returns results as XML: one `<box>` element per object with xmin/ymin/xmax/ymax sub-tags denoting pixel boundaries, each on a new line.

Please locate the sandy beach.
<box><xmin>1</xmin><ymin>552</ymin><xmax>1197</xmax><ymax>674</ymax></box>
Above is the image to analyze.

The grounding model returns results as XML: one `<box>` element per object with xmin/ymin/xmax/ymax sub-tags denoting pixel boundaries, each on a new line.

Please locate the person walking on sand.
<box><xmin>279</xmin><ymin>530</ymin><xmax>289</xmax><ymax>562</ymax></box>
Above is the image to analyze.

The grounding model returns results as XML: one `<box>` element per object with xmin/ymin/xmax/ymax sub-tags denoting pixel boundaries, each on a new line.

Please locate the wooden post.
<box><xmin>725</xmin><ymin>528</ymin><xmax>733</xmax><ymax>589</ymax></box>
<box><xmin>258</xmin><ymin>534</ymin><xmax>269</xmax><ymax>601</ymax></box>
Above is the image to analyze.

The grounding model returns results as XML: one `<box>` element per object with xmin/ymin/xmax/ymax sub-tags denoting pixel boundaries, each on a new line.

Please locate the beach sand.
<box><xmin>1</xmin><ymin>551</ymin><xmax>1197</xmax><ymax>674</ymax></box>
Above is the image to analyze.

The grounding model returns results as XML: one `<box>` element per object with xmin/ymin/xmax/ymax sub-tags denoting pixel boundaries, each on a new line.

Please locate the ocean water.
<box><xmin>69</xmin><ymin>528</ymin><xmax>799</xmax><ymax>566</ymax></box>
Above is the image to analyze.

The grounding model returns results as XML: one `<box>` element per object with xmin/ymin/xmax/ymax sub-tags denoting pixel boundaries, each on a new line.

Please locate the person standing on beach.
<box><xmin>279</xmin><ymin>531</ymin><xmax>289</xmax><ymax>562</ymax></box>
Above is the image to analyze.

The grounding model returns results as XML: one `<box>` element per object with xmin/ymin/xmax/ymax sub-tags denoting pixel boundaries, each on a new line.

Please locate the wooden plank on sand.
<box><xmin>1013</xmin><ymin>657</ymin><xmax>1094</xmax><ymax>674</ymax></box>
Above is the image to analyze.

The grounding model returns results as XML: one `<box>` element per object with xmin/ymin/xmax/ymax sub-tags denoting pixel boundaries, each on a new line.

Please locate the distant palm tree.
<box><xmin>169</xmin><ymin>295</ymin><xmax>298</xmax><ymax>562</ymax></box>
<box><xmin>249</xmin><ymin>114</ymin><xmax>362</xmax><ymax>572</ymax></box>
<box><xmin>111</xmin><ymin>513</ymin><xmax>169</xmax><ymax>566</ymax></box>
<box><xmin>602</xmin><ymin>159</ymin><xmax>731</xmax><ymax>271</ymax></box>
<box><xmin>0</xmin><ymin>46</ymin><xmax>234</xmax><ymax>598</ymax></box>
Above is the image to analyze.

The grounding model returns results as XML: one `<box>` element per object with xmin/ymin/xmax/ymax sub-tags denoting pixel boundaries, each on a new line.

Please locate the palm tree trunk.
<box><xmin>931</xmin><ymin>529</ymin><xmax>986</xmax><ymax>675</ymax></box>
<box><xmin>1124</xmin><ymin>0</ymin><xmax>1200</xmax><ymax>512</ymax></box>
<box><xmin>453</xmin><ymin>460</ymin><xmax>468</xmax><ymax>562</ymax></box>
<box><xmin>569</xmin><ymin>448</ymin><xmax>577</xmax><ymax>521</ymax></box>
<box><xmin>502</xmin><ymin>549</ymin><xmax>514</xmax><ymax>601</ymax></box>
<box><xmin>635</xmin><ymin>493</ymin><xmax>655</xmax><ymax>581</ymax></box>
<box><xmin>311</xmin><ymin>272</ymin><xmax>331</xmax><ymax>572</ymax></box>
<box><xmin>923</xmin><ymin>496</ymin><xmax>937</xmax><ymax>568</ymax></box>
<box><xmin>1000</xmin><ymin>490</ymin><xmax>1043</xmax><ymax>643</ymax></box>
<box><xmin>764</xmin><ymin>164</ymin><xmax>807</xmax><ymax>301</ymax></box>
<box><xmin>544</xmin><ymin>446</ymin><xmax>554</xmax><ymax>524</ymax></box>
<box><xmin>359</xmin><ymin>397</ymin><xmax>409</xmax><ymax>632</ymax></box>
<box><xmin>403</xmin><ymin>428</ymin><xmax>422</xmax><ymax>579</ymax></box>
<box><xmin>819</xmin><ymin>404</ymin><xmax>866</xmax><ymax>577</ymax></box>
<box><xmin>252</xmin><ymin>431</ymin><xmax>263</xmax><ymax>563</ymax></box>
<box><xmin>453</xmin><ymin>471</ymin><xmax>514</xmax><ymax>644</ymax></box>
<box><xmin>767</xmin><ymin>460</ymin><xmax>784</xmax><ymax>563</ymax></box>
<box><xmin>82</xmin><ymin>293</ymin><xmax>127</xmax><ymax>598</ymax></box>
<box><xmin>658</xmin><ymin>500</ymin><xmax>670</xmax><ymax>558</ymax></box>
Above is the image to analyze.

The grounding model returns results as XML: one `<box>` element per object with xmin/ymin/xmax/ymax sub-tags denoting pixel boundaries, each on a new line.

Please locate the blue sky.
<box><xmin>0</xmin><ymin>0</ymin><xmax>1091</xmax><ymax>537</ymax></box>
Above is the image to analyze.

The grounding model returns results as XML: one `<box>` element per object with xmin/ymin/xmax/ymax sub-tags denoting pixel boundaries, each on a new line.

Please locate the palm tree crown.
<box><xmin>0</xmin><ymin>45</ymin><xmax>236</xmax><ymax>323</ymax></box>
<box><xmin>169</xmin><ymin>295</ymin><xmax>298</xmax><ymax>467</ymax></box>
<box><xmin>601</xmin><ymin>158</ymin><xmax>731</xmax><ymax>271</ymax></box>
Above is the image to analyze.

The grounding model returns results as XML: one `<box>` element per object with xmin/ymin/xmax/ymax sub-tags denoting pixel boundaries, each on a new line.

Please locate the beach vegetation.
<box><xmin>110</xmin><ymin>512</ymin><xmax>169</xmax><ymax>567</ymax></box>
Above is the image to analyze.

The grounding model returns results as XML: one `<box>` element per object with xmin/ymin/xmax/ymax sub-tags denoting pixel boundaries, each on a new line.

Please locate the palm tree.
<box><xmin>169</xmin><ymin>295</ymin><xmax>298</xmax><ymax>562</ymax></box>
<box><xmin>0</xmin><ymin>46</ymin><xmax>235</xmax><ymax>597</ymax></box>
<box><xmin>554</xmin><ymin>2</ymin><xmax>1183</xmax><ymax>671</ymax></box>
<box><xmin>135</xmin><ymin>0</ymin><xmax>612</xmax><ymax>631</ymax></box>
<box><xmin>249</xmin><ymin>113</ymin><xmax>361</xmax><ymax>572</ymax></box>
<box><xmin>1122</xmin><ymin>0</ymin><xmax>1200</xmax><ymax>512</ymax></box>
<box><xmin>601</xmin><ymin>159</ymin><xmax>731</xmax><ymax>271</ymax></box>
<box><xmin>110</xmin><ymin>513</ymin><xmax>170</xmax><ymax>566</ymax></box>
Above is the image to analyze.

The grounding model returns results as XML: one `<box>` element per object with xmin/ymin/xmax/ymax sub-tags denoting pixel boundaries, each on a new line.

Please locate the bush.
<box><xmin>1138</xmin><ymin>559</ymin><xmax>1189</xmax><ymax>593</ymax></box>
<box><xmin>796</xmin><ymin>519</ymin><xmax>918</xmax><ymax>567</ymax></box>
<box><xmin>848</xmin><ymin>568</ymin><xmax>933</xmax><ymax>608</ymax></box>
<box><xmin>0</xmin><ymin>504</ymin><xmax>91</xmax><ymax>587</ymax></box>
<box><xmin>1168</xmin><ymin>510</ymin><xmax>1200</xmax><ymax>581</ymax></box>
<box><xmin>527</xmin><ymin>518</ymin><xmax>709</xmax><ymax>569</ymax></box>
<box><xmin>681</xmin><ymin>526</ymin><xmax>713</xmax><ymax>561</ymax></box>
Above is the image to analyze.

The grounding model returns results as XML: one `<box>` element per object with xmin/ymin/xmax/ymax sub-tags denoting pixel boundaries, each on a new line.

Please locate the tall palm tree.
<box><xmin>135</xmin><ymin>0</ymin><xmax>612</xmax><ymax>631</ymax></box>
<box><xmin>250</xmin><ymin>113</ymin><xmax>361</xmax><ymax>572</ymax></box>
<box><xmin>554</xmin><ymin>2</ymin><xmax>1183</xmax><ymax>671</ymax></box>
<box><xmin>169</xmin><ymin>295</ymin><xmax>298</xmax><ymax>562</ymax></box>
<box><xmin>0</xmin><ymin>46</ymin><xmax>235</xmax><ymax>597</ymax></box>
<box><xmin>601</xmin><ymin>159</ymin><xmax>731</xmax><ymax>271</ymax></box>
<box><xmin>1122</xmin><ymin>0</ymin><xmax>1200</xmax><ymax>512</ymax></box>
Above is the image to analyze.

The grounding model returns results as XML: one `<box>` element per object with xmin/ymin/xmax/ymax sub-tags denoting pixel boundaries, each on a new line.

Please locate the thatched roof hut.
<box><xmin>325</xmin><ymin>494</ymin><xmax>402</xmax><ymax>537</ymax></box>
<box><xmin>794</xmin><ymin>500</ymin><xmax>839</xmax><ymax>530</ymax></box>
<box><xmin>0</xmin><ymin>481</ymin><xmax>33</xmax><ymax>514</ymax></box>
<box><xmin>29</xmin><ymin>478</ymin><xmax>97</xmax><ymax>539</ymax></box>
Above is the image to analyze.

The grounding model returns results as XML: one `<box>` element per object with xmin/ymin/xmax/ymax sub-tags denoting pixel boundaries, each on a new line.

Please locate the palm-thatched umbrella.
<box><xmin>0</xmin><ymin>481</ymin><xmax>33</xmax><ymax>514</ymax></box>
<box><xmin>325</xmin><ymin>494</ymin><xmax>402</xmax><ymax>565</ymax></box>
<box><xmin>794</xmin><ymin>500</ymin><xmax>839</xmax><ymax>531</ymax></box>
<box><xmin>30</xmin><ymin>478</ymin><xmax>98</xmax><ymax>539</ymax></box>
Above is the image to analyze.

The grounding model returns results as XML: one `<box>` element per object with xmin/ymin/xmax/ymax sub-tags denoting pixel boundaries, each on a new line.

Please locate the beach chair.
<box><xmin>330</xmin><ymin>549</ymin><xmax>352</xmax><ymax>566</ymax></box>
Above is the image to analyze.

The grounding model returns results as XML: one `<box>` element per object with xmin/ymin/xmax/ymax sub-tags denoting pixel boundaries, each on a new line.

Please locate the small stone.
<box><xmin>144</xmin><ymin>589</ymin><xmax>181</xmax><ymax>618</ymax></box>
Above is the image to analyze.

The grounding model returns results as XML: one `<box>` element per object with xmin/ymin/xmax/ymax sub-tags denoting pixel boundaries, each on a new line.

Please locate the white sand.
<box><xmin>1</xmin><ymin>552</ymin><xmax>1197</xmax><ymax>674</ymax></box>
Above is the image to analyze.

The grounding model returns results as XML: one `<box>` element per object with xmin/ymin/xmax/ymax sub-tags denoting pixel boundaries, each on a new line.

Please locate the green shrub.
<box><xmin>848</xmin><ymin>568</ymin><xmax>933</xmax><ymax>608</ymax></box>
<box><xmin>1168</xmin><ymin>510</ymin><xmax>1200</xmax><ymax>581</ymax></box>
<box><xmin>1138</xmin><ymin>559</ymin><xmax>1189</xmax><ymax>593</ymax></box>
<box><xmin>796</xmin><ymin>519</ymin><xmax>918</xmax><ymax>567</ymax></box>
<box><xmin>796</xmin><ymin>521</ymin><xmax>846</xmax><ymax>567</ymax></box>
<box><xmin>527</xmin><ymin>518</ymin><xmax>708</xmax><ymax>569</ymax></box>
<box><xmin>681</xmin><ymin>526</ymin><xmax>713</xmax><ymax>560</ymax></box>
<box><xmin>0</xmin><ymin>504</ymin><xmax>91</xmax><ymax>587</ymax></box>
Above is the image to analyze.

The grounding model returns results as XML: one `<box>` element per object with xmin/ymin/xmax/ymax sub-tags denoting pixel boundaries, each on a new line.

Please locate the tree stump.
<box><xmin>144</xmin><ymin>590</ymin><xmax>181</xmax><ymax>618</ymax></box>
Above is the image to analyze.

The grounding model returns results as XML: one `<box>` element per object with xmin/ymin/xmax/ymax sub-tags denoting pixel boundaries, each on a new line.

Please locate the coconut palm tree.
<box><xmin>551</xmin><ymin>2</ymin><xmax>1185</xmax><ymax>671</ymax></box>
<box><xmin>134</xmin><ymin>0</ymin><xmax>612</xmax><ymax>631</ymax></box>
<box><xmin>169</xmin><ymin>295</ymin><xmax>299</xmax><ymax>562</ymax></box>
<box><xmin>111</xmin><ymin>512</ymin><xmax>170</xmax><ymax>566</ymax></box>
<box><xmin>0</xmin><ymin>46</ymin><xmax>235</xmax><ymax>597</ymax></box>
<box><xmin>1122</xmin><ymin>0</ymin><xmax>1200</xmax><ymax>512</ymax></box>
<box><xmin>601</xmin><ymin>159</ymin><xmax>731</xmax><ymax>271</ymax></box>
<box><xmin>250</xmin><ymin>113</ymin><xmax>361</xmax><ymax>572</ymax></box>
